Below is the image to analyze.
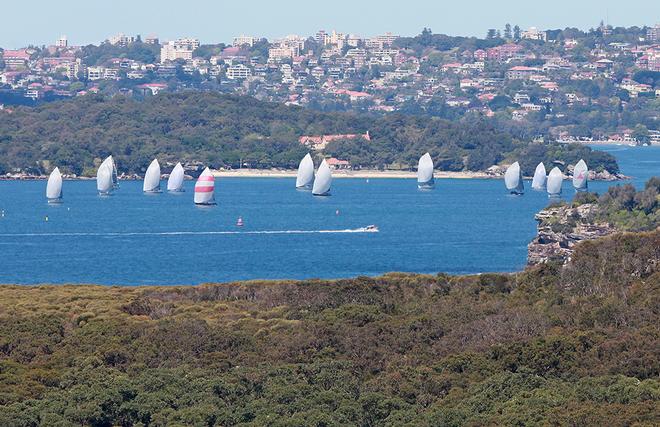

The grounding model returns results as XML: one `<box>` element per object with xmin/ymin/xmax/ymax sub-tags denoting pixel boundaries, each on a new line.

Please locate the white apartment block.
<box><xmin>108</xmin><ymin>33</ymin><xmax>135</xmax><ymax>46</ymax></box>
<box><xmin>268</xmin><ymin>46</ymin><xmax>297</xmax><ymax>61</ymax></box>
<box><xmin>87</xmin><ymin>66</ymin><xmax>104</xmax><ymax>80</ymax></box>
<box><xmin>56</xmin><ymin>36</ymin><xmax>68</xmax><ymax>48</ymax></box>
<box><xmin>226</xmin><ymin>63</ymin><xmax>252</xmax><ymax>79</ymax></box>
<box><xmin>233</xmin><ymin>35</ymin><xmax>256</xmax><ymax>47</ymax></box>
<box><xmin>160</xmin><ymin>40</ymin><xmax>197</xmax><ymax>63</ymax></box>
<box><xmin>521</xmin><ymin>27</ymin><xmax>547</xmax><ymax>41</ymax></box>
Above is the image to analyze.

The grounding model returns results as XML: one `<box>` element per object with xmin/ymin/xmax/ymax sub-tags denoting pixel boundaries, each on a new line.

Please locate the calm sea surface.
<box><xmin>0</xmin><ymin>145</ymin><xmax>657</xmax><ymax>285</ymax></box>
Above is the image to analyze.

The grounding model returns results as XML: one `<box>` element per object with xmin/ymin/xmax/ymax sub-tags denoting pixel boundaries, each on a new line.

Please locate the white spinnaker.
<box><xmin>97</xmin><ymin>163</ymin><xmax>113</xmax><ymax>194</ymax></box>
<box><xmin>531</xmin><ymin>162</ymin><xmax>547</xmax><ymax>190</ymax></box>
<box><xmin>572</xmin><ymin>159</ymin><xmax>588</xmax><ymax>191</ymax></box>
<box><xmin>167</xmin><ymin>163</ymin><xmax>185</xmax><ymax>192</ymax></box>
<box><xmin>143</xmin><ymin>159</ymin><xmax>161</xmax><ymax>192</ymax></box>
<box><xmin>46</xmin><ymin>167</ymin><xmax>63</xmax><ymax>200</ymax></box>
<box><xmin>296</xmin><ymin>153</ymin><xmax>315</xmax><ymax>189</ymax></box>
<box><xmin>417</xmin><ymin>153</ymin><xmax>434</xmax><ymax>186</ymax></box>
<box><xmin>547</xmin><ymin>167</ymin><xmax>563</xmax><ymax>196</ymax></box>
<box><xmin>194</xmin><ymin>167</ymin><xmax>215</xmax><ymax>204</ymax></box>
<box><xmin>312</xmin><ymin>159</ymin><xmax>332</xmax><ymax>195</ymax></box>
<box><xmin>504</xmin><ymin>161</ymin><xmax>524</xmax><ymax>193</ymax></box>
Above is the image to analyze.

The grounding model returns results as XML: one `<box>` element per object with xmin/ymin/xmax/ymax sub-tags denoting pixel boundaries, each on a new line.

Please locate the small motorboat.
<box><xmin>363</xmin><ymin>225</ymin><xmax>379</xmax><ymax>232</ymax></box>
<box><xmin>236</xmin><ymin>216</ymin><xmax>244</xmax><ymax>227</ymax></box>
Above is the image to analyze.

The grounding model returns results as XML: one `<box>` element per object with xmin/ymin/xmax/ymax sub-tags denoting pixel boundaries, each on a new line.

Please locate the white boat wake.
<box><xmin>0</xmin><ymin>227</ymin><xmax>379</xmax><ymax>237</ymax></box>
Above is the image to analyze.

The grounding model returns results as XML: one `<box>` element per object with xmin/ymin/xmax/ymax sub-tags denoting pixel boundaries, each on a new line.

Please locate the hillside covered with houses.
<box><xmin>0</xmin><ymin>23</ymin><xmax>659</xmax><ymax>146</ymax></box>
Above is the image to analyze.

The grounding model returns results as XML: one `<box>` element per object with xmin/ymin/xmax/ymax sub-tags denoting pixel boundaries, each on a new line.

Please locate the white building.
<box><xmin>226</xmin><ymin>63</ymin><xmax>252</xmax><ymax>79</ymax></box>
<box><xmin>87</xmin><ymin>66</ymin><xmax>105</xmax><ymax>80</ymax></box>
<box><xmin>268</xmin><ymin>46</ymin><xmax>297</xmax><ymax>61</ymax></box>
<box><xmin>108</xmin><ymin>33</ymin><xmax>135</xmax><ymax>46</ymax></box>
<box><xmin>233</xmin><ymin>35</ymin><xmax>256</xmax><ymax>47</ymax></box>
<box><xmin>160</xmin><ymin>39</ymin><xmax>199</xmax><ymax>63</ymax></box>
<box><xmin>521</xmin><ymin>27</ymin><xmax>547</xmax><ymax>41</ymax></box>
<box><xmin>56</xmin><ymin>35</ymin><xmax>68</xmax><ymax>48</ymax></box>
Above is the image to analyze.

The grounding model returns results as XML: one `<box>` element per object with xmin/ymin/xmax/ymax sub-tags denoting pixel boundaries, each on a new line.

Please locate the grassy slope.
<box><xmin>0</xmin><ymin>230</ymin><xmax>658</xmax><ymax>426</ymax></box>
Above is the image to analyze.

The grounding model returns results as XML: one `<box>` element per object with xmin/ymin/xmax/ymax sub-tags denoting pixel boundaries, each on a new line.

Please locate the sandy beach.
<box><xmin>210</xmin><ymin>169</ymin><xmax>495</xmax><ymax>179</ymax></box>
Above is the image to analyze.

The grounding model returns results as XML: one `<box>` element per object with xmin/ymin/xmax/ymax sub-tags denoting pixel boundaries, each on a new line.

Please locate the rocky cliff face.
<box><xmin>527</xmin><ymin>203</ymin><xmax>616</xmax><ymax>265</ymax></box>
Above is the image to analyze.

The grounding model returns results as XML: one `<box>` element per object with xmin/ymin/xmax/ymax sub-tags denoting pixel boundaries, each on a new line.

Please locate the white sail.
<box><xmin>547</xmin><ymin>167</ymin><xmax>563</xmax><ymax>197</ymax></box>
<box><xmin>504</xmin><ymin>161</ymin><xmax>524</xmax><ymax>194</ymax></box>
<box><xmin>531</xmin><ymin>162</ymin><xmax>547</xmax><ymax>190</ymax></box>
<box><xmin>167</xmin><ymin>162</ymin><xmax>185</xmax><ymax>192</ymax></box>
<box><xmin>572</xmin><ymin>159</ymin><xmax>588</xmax><ymax>192</ymax></box>
<box><xmin>143</xmin><ymin>159</ymin><xmax>161</xmax><ymax>192</ymax></box>
<box><xmin>312</xmin><ymin>159</ymin><xmax>332</xmax><ymax>196</ymax></box>
<box><xmin>46</xmin><ymin>167</ymin><xmax>63</xmax><ymax>201</ymax></box>
<box><xmin>97</xmin><ymin>163</ymin><xmax>113</xmax><ymax>194</ymax></box>
<box><xmin>417</xmin><ymin>153</ymin><xmax>435</xmax><ymax>189</ymax></box>
<box><xmin>296</xmin><ymin>153</ymin><xmax>315</xmax><ymax>189</ymax></box>
<box><xmin>194</xmin><ymin>167</ymin><xmax>216</xmax><ymax>205</ymax></box>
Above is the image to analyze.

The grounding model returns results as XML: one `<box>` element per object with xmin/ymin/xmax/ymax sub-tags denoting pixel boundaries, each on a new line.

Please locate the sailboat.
<box><xmin>194</xmin><ymin>167</ymin><xmax>216</xmax><ymax>205</ymax></box>
<box><xmin>312</xmin><ymin>159</ymin><xmax>332</xmax><ymax>196</ymax></box>
<box><xmin>46</xmin><ymin>167</ymin><xmax>63</xmax><ymax>202</ymax></box>
<box><xmin>572</xmin><ymin>159</ymin><xmax>588</xmax><ymax>192</ymax></box>
<box><xmin>97</xmin><ymin>162</ymin><xmax>113</xmax><ymax>195</ymax></box>
<box><xmin>504</xmin><ymin>161</ymin><xmax>524</xmax><ymax>195</ymax></box>
<box><xmin>167</xmin><ymin>163</ymin><xmax>185</xmax><ymax>192</ymax></box>
<box><xmin>417</xmin><ymin>153</ymin><xmax>435</xmax><ymax>189</ymax></box>
<box><xmin>296</xmin><ymin>153</ymin><xmax>315</xmax><ymax>190</ymax></box>
<box><xmin>143</xmin><ymin>159</ymin><xmax>161</xmax><ymax>193</ymax></box>
<box><xmin>547</xmin><ymin>167</ymin><xmax>563</xmax><ymax>197</ymax></box>
<box><xmin>531</xmin><ymin>162</ymin><xmax>547</xmax><ymax>190</ymax></box>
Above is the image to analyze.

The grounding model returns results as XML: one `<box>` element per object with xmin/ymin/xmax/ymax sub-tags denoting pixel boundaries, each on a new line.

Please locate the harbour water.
<box><xmin>0</xmin><ymin>145</ymin><xmax>657</xmax><ymax>285</ymax></box>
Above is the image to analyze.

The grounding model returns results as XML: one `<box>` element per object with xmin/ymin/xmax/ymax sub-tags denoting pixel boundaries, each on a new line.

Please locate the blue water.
<box><xmin>0</xmin><ymin>146</ymin><xmax>657</xmax><ymax>285</ymax></box>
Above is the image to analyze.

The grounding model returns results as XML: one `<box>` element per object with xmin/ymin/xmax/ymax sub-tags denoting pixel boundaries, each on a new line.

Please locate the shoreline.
<box><xmin>0</xmin><ymin>168</ymin><xmax>628</xmax><ymax>181</ymax></box>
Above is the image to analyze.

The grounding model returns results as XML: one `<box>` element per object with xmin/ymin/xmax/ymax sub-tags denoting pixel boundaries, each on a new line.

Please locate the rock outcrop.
<box><xmin>527</xmin><ymin>203</ymin><xmax>616</xmax><ymax>265</ymax></box>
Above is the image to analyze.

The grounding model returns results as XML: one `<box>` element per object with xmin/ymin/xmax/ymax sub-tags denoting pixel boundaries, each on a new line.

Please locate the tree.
<box><xmin>513</xmin><ymin>25</ymin><xmax>521</xmax><ymax>41</ymax></box>
<box><xmin>487</xmin><ymin>29</ymin><xmax>497</xmax><ymax>39</ymax></box>
<box><xmin>504</xmin><ymin>24</ymin><xmax>512</xmax><ymax>40</ymax></box>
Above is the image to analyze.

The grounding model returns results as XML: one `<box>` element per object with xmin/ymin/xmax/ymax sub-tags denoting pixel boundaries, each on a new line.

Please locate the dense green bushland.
<box><xmin>570</xmin><ymin>177</ymin><xmax>660</xmax><ymax>231</ymax></box>
<box><xmin>0</xmin><ymin>228</ymin><xmax>658</xmax><ymax>426</ymax></box>
<box><xmin>0</xmin><ymin>92</ymin><xmax>616</xmax><ymax>175</ymax></box>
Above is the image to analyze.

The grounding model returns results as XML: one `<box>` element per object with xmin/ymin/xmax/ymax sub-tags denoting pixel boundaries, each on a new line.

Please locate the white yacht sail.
<box><xmin>417</xmin><ymin>153</ymin><xmax>435</xmax><ymax>189</ymax></box>
<box><xmin>572</xmin><ymin>159</ymin><xmax>588</xmax><ymax>192</ymax></box>
<box><xmin>97</xmin><ymin>163</ymin><xmax>113</xmax><ymax>195</ymax></box>
<box><xmin>296</xmin><ymin>153</ymin><xmax>315</xmax><ymax>189</ymax></box>
<box><xmin>46</xmin><ymin>167</ymin><xmax>63</xmax><ymax>202</ymax></box>
<box><xmin>531</xmin><ymin>162</ymin><xmax>547</xmax><ymax>190</ymax></box>
<box><xmin>504</xmin><ymin>161</ymin><xmax>524</xmax><ymax>194</ymax></box>
<box><xmin>143</xmin><ymin>159</ymin><xmax>161</xmax><ymax>193</ymax></box>
<box><xmin>312</xmin><ymin>159</ymin><xmax>332</xmax><ymax>196</ymax></box>
<box><xmin>547</xmin><ymin>167</ymin><xmax>563</xmax><ymax>197</ymax></box>
<box><xmin>194</xmin><ymin>167</ymin><xmax>216</xmax><ymax>205</ymax></box>
<box><xmin>167</xmin><ymin>162</ymin><xmax>185</xmax><ymax>192</ymax></box>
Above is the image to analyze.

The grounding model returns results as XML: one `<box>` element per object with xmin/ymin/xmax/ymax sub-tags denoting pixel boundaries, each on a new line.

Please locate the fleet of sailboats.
<box><xmin>296</xmin><ymin>153</ymin><xmax>315</xmax><ymax>190</ymax></box>
<box><xmin>44</xmin><ymin>155</ymin><xmax>591</xmax><ymax>206</ymax></box>
<box><xmin>417</xmin><ymin>153</ymin><xmax>435</xmax><ymax>189</ymax></box>
<box><xmin>167</xmin><ymin>163</ymin><xmax>185</xmax><ymax>192</ymax></box>
<box><xmin>46</xmin><ymin>167</ymin><xmax>63</xmax><ymax>202</ymax></box>
<box><xmin>194</xmin><ymin>167</ymin><xmax>216</xmax><ymax>205</ymax></box>
<box><xmin>143</xmin><ymin>159</ymin><xmax>161</xmax><ymax>193</ymax></box>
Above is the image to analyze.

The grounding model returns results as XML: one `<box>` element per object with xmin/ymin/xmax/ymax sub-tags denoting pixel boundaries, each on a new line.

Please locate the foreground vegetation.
<box><xmin>0</xmin><ymin>92</ymin><xmax>617</xmax><ymax>176</ymax></box>
<box><xmin>0</xmin><ymin>227</ymin><xmax>658</xmax><ymax>426</ymax></box>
